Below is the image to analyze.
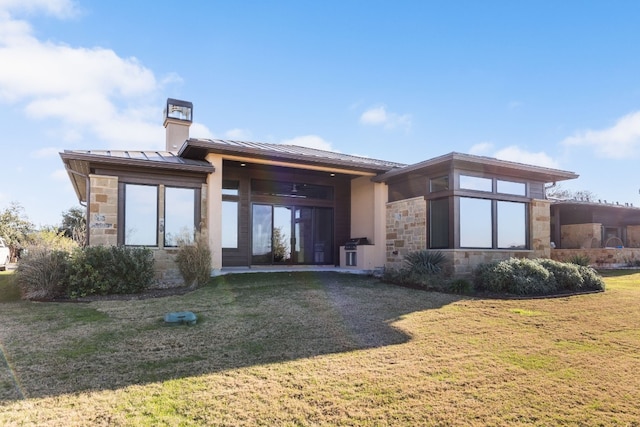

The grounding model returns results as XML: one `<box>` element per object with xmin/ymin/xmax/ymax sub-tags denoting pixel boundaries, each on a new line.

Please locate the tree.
<box><xmin>0</xmin><ymin>202</ymin><xmax>35</xmax><ymax>260</ymax></box>
<box><xmin>546</xmin><ymin>184</ymin><xmax>597</xmax><ymax>202</ymax></box>
<box><xmin>60</xmin><ymin>206</ymin><xmax>87</xmax><ymax>247</ymax></box>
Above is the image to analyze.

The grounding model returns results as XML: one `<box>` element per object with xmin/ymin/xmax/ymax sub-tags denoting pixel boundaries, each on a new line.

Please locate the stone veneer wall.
<box><xmin>552</xmin><ymin>248</ymin><xmax>640</xmax><ymax>267</ymax></box>
<box><xmin>560</xmin><ymin>223</ymin><xmax>602</xmax><ymax>249</ymax></box>
<box><xmin>530</xmin><ymin>199</ymin><xmax>551</xmax><ymax>259</ymax></box>
<box><xmin>385</xmin><ymin>197</ymin><xmax>427</xmax><ymax>270</ymax></box>
<box><xmin>384</xmin><ymin>197</ymin><xmax>550</xmax><ymax>276</ymax></box>
<box><xmin>448</xmin><ymin>249</ymin><xmax>533</xmax><ymax>276</ymax></box>
<box><xmin>88</xmin><ymin>174</ymin><xmax>118</xmax><ymax>246</ymax></box>
<box><xmin>627</xmin><ymin>225</ymin><xmax>640</xmax><ymax>248</ymax></box>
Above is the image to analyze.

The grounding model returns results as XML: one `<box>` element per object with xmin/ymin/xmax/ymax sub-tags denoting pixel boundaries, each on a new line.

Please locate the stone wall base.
<box><xmin>552</xmin><ymin>248</ymin><xmax>640</xmax><ymax>268</ymax></box>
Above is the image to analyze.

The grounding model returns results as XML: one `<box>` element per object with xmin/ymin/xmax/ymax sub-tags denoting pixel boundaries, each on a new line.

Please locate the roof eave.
<box><xmin>179</xmin><ymin>139</ymin><xmax>400</xmax><ymax>175</ymax></box>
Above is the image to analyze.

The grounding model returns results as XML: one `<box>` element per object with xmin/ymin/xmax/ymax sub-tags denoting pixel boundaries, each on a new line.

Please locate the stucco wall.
<box><xmin>560</xmin><ymin>223</ymin><xmax>601</xmax><ymax>249</ymax></box>
<box><xmin>385</xmin><ymin>197</ymin><xmax>427</xmax><ymax>270</ymax></box>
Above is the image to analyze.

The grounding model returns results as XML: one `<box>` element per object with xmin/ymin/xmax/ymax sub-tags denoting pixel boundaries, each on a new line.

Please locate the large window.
<box><xmin>164</xmin><ymin>187</ymin><xmax>196</xmax><ymax>247</ymax></box>
<box><xmin>123</xmin><ymin>183</ymin><xmax>199</xmax><ymax>247</ymax></box>
<box><xmin>497</xmin><ymin>201</ymin><xmax>526</xmax><ymax>249</ymax></box>
<box><xmin>457</xmin><ymin>197</ymin><xmax>527</xmax><ymax>249</ymax></box>
<box><xmin>124</xmin><ymin>184</ymin><xmax>158</xmax><ymax>246</ymax></box>
<box><xmin>460</xmin><ymin>197</ymin><xmax>492</xmax><ymax>248</ymax></box>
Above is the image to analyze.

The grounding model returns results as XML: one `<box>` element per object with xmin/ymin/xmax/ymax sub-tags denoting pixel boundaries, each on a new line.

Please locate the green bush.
<box><xmin>577</xmin><ymin>265</ymin><xmax>606</xmax><ymax>291</ymax></box>
<box><xmin>404</xmin><ymin>250</ymin><xmax>447</xmax><ymax>275</ymax></box>
<box><xmin>537</xmin><ymin>259</ymin><xmax>584</xmax><ymax>291</ymax></box>
<box><xmin>382</xmin><ymin>251</ymin><xmax>451</xmax><ymax>291</ymax></box>
<box><xmin>447</xmin><ymin>278</ymin><xmax>473</xmax><ymax>294</ymax></box>
<box><xmin>474</xmin><ymin>257</ymin><xmax>604</xmax><ymax>296</ymax></box>
<box><xmin>15</xmin><ymin>248</ymin><xmax>70</xmax><ymax>300</ymax></box>
<box><xmin>67</xmin><ymin>246</ymin><xmax>154</xmax><ymax>297</ymax></box>
<box><xmin>175</xmin><ymin>233</ymin><xmax>212</xmax><ymax>288</ymax></box>
<box><xmin>566</xmin><ymin>254</ymin><xmax>591</xmax><ymax>267</ymax></box>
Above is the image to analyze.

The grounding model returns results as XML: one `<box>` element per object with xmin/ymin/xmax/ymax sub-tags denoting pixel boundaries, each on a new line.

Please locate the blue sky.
<box><xmin>1</xmin><ymin>0</ymin><xmax>640</xmax><ymax>227</ymax></box>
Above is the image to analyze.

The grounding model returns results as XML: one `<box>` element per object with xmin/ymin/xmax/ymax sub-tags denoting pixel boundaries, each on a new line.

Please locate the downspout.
<box><xmin>64</xmin><ymin>166</ymin><xmax>90</xmax><ymax>247</ymax></box>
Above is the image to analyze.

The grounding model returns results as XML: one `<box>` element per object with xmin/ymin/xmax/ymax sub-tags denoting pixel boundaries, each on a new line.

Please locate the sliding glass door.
<box><xmin>252</xmin><ymin>204</ymin><xmax>333</xmax><ymax>265</ymax></box>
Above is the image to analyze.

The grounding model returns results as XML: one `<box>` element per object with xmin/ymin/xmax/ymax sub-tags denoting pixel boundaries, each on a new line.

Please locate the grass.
<box><xmin>0</xmin><ymin>270</ymin><xmax>639</xmax><ymax>426</ymax></box>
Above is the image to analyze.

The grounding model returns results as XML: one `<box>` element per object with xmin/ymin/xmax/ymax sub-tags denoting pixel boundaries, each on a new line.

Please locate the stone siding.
<box><xmin>552</xmin><ymin>248</ymin><xmax>640</xmax><ymax>267</ymax></box>
<box><xmin>385</xmin><ymin>197</ymin><xmax>427</xmax><ymax>270</ymax></box>
<box><xmin>560</xmin><ymin>223</ymin><xmax>601</xmax><ymax>249</ymax></box>
<box><xmin>530</xmin><ymin>199</ymin><xmax>551</xmax><ymax>258</ymax></box>
<box><xmin>627</xmin><ymin>225</ymin><xmax>640</xmax><ymax>248</ymax></box>
<box><xmin>88</xmin><ymin>174</ymin><xmax>118</xmax><ymax>246</ymax></box>
<box><xmin>448</xmin><ymin>249</ymin><xmax>534</xmax><ymax>276</ymax></box>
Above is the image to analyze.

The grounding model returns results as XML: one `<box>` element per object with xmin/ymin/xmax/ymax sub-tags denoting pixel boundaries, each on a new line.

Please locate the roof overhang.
<box><xmin>179</xmin><ymin>138</ymin><xmax>404</xmax><ymax>177</ymax></box>
<box><xmin>60</xmin><ymin>150</ymin><xmax>214</xmax><ymax>203</ymax></box>
<box><xmin>372</xmin><ymin>152</ymin><xmax>579</xmax><ymax>183</ymax></box>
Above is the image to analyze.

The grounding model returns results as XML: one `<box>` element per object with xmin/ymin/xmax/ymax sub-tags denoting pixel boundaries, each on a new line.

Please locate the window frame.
<box><xmin>118</xmin><ymin>179</ymin><xmax>202</xmax><ymax>248</ymax></box>
<box><xmin>426</xmin><ymin>171</ymin><xmax>531</xmax><ymax>250</ymax></box>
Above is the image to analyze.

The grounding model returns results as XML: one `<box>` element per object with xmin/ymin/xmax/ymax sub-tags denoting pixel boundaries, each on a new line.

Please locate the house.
<box><xmin>550</xmin><ymin>199</ymin><xmax>640</xmax><ymax>266</ymax></box>
<box><xmin>60</xmin><ymin>99</ymin><xmax>580</xmax><ymax>286</ymax></box>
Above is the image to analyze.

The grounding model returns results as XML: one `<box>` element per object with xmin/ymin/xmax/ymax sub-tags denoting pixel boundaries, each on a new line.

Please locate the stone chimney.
<box><xmin>163</xmin><ymin>98</ymin><xmax>193</xmax><ymax>152</ymax></box>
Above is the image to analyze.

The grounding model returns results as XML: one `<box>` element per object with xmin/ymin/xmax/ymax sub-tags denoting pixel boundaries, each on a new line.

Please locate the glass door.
<box><xmin>273</xmin><ymin>206</ymin><xmax>292</xmax><ymax>263</ymax></box>
<box><xmin>252</xmin><ymin>204</ymin><xmax>333</xmax><ymax>265</ymax></box>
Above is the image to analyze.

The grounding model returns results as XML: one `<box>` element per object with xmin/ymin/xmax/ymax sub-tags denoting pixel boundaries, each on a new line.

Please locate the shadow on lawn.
<box><xmin>0</xmin><ymin>272</ymin><xmax>464</xmax><ymax>400</ymax></box>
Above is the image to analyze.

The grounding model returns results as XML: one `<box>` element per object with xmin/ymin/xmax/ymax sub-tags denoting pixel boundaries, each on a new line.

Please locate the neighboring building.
<box><xmin>550</xmin><ymin>200</ymin><xmax>640</xmax><ymax>266</ymax></box>
<box><xmin>60</xmin><ymin>99</ymin><xmax>580</xmax><ymax>285</ymax></box>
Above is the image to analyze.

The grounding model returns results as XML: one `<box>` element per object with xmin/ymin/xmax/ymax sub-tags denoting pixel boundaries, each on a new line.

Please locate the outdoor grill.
<box><xmin>344</xmin><ymin>237</ymin><xmax>370</xmax><ymax>251</ymax></box>
<box><xmin>343</xmin><ymin>237</ymin><xmax>370</xmax><ymax>267</ymax></box>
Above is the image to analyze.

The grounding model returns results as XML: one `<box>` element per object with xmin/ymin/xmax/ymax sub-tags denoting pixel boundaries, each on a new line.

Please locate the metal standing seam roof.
<box><xmin>60</xmin><ymin>149</ymin><xmax>214</xmax><ymax>169</ymax></box>
<box><xmin>179</xmin><ymin>138</ymin><xmax>407</xmax><ymax>172</ymax></box>
<box><xmin>60</xmin><ymin>149</ymin><xmax>215</xmax><ymax>203</ymax></box>
<box><xmin>372</xmin><ymin>151</ymin><xmax>579</xmax><ymax>183</ymax></box>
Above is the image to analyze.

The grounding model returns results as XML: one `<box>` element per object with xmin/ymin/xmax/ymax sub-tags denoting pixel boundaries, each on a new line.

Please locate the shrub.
<box><xmin>67</xmin><ymin>246</ymin><xmax>154</xmax><ymax>297</ymax></box>
<box><xmin>537</xmin><ymin>258</ymin><xmax>584</xmax><ymax>291</ymax></box>
<box><xmin>566</xmin><ymin>254</ymin><xmax>591</xmax><ymax>267</ymax></box>
<box><xmin>577</xmin><ymin>265</ymin><xmax>606</xmax><ymax>291</ymax></box>
<box><xmin>404</xmin><ymin>250</ymin><xmax>447</xmax><ymax>275</ymax></box>
<box><xmin>505</xmin><ymin>258</ymin><xmax>557</xmax><ymax>295</ymax></box>
<box><xmin>382</xmin><ymin>251</ymin><xmax>451</xmax><ymax>291</ymax></box>
<box><xmin>447</xmin><ymin>278</ymin><xmax>473</xmax><ymax>294</ymax></box>
<box><xmin>474</xmin><ymin>257</ymin><xmax>604</xmax><ymax>296</ymax></box>
<box><xmin>15</xmin><ymin>248</ymin><xmax>70</xmax><ymax>300</ymax></box>
<box><xmin>474</xmin><ymin>258</ymin><xmax>555</xmax><ymax>295</ymax></box>
<box><xmin>175</xmin><ymin>232</ymin><xmax>212</xmax><ymax>288</ymax></box>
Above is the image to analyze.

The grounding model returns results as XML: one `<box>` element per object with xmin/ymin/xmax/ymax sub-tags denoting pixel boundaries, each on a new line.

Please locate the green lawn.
<box><xmin>1</xmin><ymin>270</ymin><xmax>639</xmax><ymax>426</ymax></box>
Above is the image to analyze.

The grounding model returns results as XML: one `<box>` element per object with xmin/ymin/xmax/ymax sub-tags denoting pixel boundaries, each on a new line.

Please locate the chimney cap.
<box><xmin>164</xmin><ymin>98</ymin><xmax>193</xmax><ymax>123</ymax></box>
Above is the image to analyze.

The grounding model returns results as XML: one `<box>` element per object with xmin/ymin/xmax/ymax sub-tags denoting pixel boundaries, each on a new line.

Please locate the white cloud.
<box><xmin>225</xmin><ymin>128</ymin><xmax>252</xmax><ymax>140</ymax></box>
<box><xmin>359</xmin><ymin>105</ymin><xmax>411</xmax><ymax>130</ymax></box>
<box><xmin>468</xmin><ymin>142</ymin><xmax>494</xmax><ymax>155</ymax></box>
<box><xmin>0</xmin><ymin>2</ymin><xmax>178</xmax><ymax>150</ymax></box>
<box><xmin>31</xmin><ymin>147</ymin><xmax>60</xmax><ymax>158</ymax></box>
<box><xmin>190</xmin><ymin>122</ymin><xmax>215</xmax><ymax>140</ymax></box>
<box><xmin>493</xmin><ymin>146</ymin><xmax>560</xmax><ymax>169</ymax></box>
<box><xmin>561</xmin><ymin>111</ymin><xmax>640</xmax><ymax>159</ymax></box>
<box><xmin>280</xmin><ymin>135</ymin><xmax>337</xmax><ymax>152</ymax></box>
<box><xmin>0</xmin><ymin>0</ymin><xmax>78</xmax><ymax>19</ymax></box>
